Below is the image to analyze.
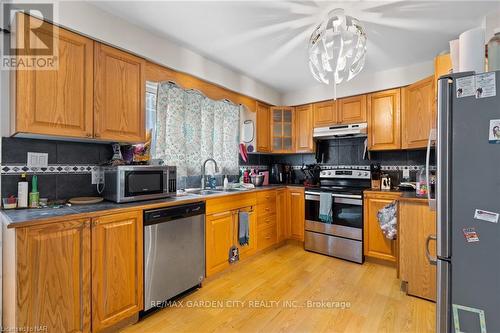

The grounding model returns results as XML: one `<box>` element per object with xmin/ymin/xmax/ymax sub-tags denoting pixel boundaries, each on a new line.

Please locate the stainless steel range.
<box><xmin>304</xmin><ymin>168</ymin><xmax>371</xmax><ymax>264</ymax></box>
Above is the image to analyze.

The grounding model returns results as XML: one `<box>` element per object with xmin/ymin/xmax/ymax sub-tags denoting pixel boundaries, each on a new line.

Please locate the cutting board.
<box><xmin>69</xmin><ymin>197</ymin><xmax>104</xmax><ymax>205</ymax></box>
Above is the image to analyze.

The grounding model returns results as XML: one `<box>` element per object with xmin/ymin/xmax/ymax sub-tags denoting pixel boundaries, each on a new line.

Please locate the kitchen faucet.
<box><xmin>201</xmin><ymin>158</ymin><xmax>219</xmax><ymax>189</ymax></box>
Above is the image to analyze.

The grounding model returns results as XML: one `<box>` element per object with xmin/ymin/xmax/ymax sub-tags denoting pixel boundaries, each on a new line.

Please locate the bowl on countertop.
<box><xmin>250</xmin><ymin>175</ymin><xmax>264</xmax><ymax>187</ymax></box>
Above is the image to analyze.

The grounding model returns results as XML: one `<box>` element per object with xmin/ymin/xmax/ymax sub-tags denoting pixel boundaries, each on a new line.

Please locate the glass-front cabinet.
<box><xmin>271</xmin><ymin>107</ymin><xmax>294</xmax><ymax>153</ymax></box>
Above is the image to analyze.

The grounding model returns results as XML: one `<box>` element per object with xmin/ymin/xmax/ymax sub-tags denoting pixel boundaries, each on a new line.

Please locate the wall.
<box><xmin>54</xmin><ymin>1</ymin><xmax>281</xmax><ymax>106</ymax></box>
<box><xmin>282</xmin><ymin>61</ymin><xmax>434</xmax><ymax>105</ymax></box>
<box><xmin>1</xmin><ymin>138</ymin><xmax>112</xmax><ymax>200</ymax></box>
<box><xmin>240</xmin><ymin>137</ymin><xmax>432</xmax><ymax>185</ymax></box>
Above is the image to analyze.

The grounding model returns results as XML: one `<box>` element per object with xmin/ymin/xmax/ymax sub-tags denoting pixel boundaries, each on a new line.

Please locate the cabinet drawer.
<box><xmin>257</xmin><ymin>200</ymin><xmax>276</xmax><ymax>217</ymax></box>
<box><xmin>257</xmin><ymin>224</ymin><xmax>277</xmax><ymax>251</ymax></box>
<box><xmin>257</xmin><ymin>190</ymin><xmax>277</xmax><ymax>204</ymax></box>
<box><xmin>257</xmin><ymin>213</ymin><xmax>276</xmax><ymax>230</ymax></box>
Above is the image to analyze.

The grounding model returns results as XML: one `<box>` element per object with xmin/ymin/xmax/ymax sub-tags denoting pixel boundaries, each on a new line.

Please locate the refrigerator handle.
<box><xmin>425</xmin><ymin>234</ymin><xmax>437</xmax><ymax>265</ymax></box>
<box><xmin>426</xmin><ymin>128</ymin><xmax>436</xmax><ymax>211</ymax></box>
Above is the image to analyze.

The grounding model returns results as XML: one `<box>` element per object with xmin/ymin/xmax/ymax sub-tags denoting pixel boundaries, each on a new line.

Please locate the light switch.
<box><xmin>27</xmin><ymin>152</ymin><xmax>49</xmax><ymax>168</ymax></box>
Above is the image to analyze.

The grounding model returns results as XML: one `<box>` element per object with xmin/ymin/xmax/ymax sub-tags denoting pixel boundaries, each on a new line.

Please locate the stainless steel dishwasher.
<box><xmin>143</xmin><ymin>201</ymin><xmax>205</xmax><ymax>312</ymax></box>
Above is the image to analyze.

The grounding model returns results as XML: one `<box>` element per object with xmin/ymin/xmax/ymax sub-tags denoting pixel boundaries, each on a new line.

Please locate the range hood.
<box><xmin>313</xmin><ymin>123</ymin><xmax>367</xmax><ymax>139</ymax></box>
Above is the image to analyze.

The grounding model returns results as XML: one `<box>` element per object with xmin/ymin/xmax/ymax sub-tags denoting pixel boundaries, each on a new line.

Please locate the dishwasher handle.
<box><xmin>144</xmin><ymin>201</ymin><xmax>205</xmax><ymax>226</ymax></box>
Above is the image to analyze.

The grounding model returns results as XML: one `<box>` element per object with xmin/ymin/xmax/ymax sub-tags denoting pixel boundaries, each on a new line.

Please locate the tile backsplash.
<box><xmin>1</xmin><ymin>136</ymin><xmax>432</xmax><ymax>199</ymax></box>
<box><xmin>1</xmin><ymin>137</ymin><xmax>113</xmax><ymax>200</ymax></box>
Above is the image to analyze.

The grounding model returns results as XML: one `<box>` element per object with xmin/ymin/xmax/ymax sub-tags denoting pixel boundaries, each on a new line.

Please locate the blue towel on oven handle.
<box><xmin>319</xmin><ymin>192</ymin><xmax>333</xmax><ymax>223</ymax></box>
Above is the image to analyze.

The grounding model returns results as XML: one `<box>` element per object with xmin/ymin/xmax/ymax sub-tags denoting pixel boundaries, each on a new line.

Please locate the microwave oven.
<box><xmin>103</xmin><ymin>165</ymin><xmax>176</xmax><ymax>203</ymax></box>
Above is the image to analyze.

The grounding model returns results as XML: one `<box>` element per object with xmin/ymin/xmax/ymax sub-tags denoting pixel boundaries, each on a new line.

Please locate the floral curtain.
<box><xmin>154</xmin><ymin>82</ymin><xmax>240</xmax><ymax>178</ymax></box>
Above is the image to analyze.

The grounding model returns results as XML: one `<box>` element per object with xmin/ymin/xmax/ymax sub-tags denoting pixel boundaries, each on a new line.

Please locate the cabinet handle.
<box><xmin>265</xmin><ymin>234</ymin><xmax>271</xmax><ymax>239</ymax></box>
<box><xmin>265</xmin><ymin>207</ymin><xmax>270</xmax><ymax>211</ymax></box>
<box><xmin>92</xmin><ymin>221</ymin><xmax>98</xmax><ymax>227</ymax></box>
<box><xmin>86</xmin><ymin>133</ymin><xmax>92</xmax><ymax>138</ymax></box>
<box><xmin>83</xmin><ymin>221</ymin><xmax>90</xmax><ymax>227</ymax></box>
<box><xmin>94</xmin><ymin>133</ymin><xmax>101</xmax><ymax>138</ymax></box>
<box><xmin>211</xmin><ymin>211</ymin><xmax>232</xmax><ymax>218</ymax></box>
<box><xmin>425</xmin><ymin>235</ymin><xmax>437</xmax><ymax>265</ymax></box>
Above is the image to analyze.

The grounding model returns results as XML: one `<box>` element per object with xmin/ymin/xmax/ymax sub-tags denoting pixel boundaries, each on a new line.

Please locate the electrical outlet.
<box><xmin>92</xmin><ymin>168</ymin><xmax>104</xmax><ymax>185</ymax></box>
<box><xmin>27</xmin><ymin>152</ymin><xmax>48</xmax><ymax>168</ymax></box>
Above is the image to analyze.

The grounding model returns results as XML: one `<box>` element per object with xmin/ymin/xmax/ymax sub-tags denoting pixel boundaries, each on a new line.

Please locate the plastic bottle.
<box><xmin>17</xmin><ymin>173</ymin><xmax>28</xmax><ymax>208</ymax></box>
<box><xmin>416</xmin><ymin>167</ymin><xmax>428</xmax><ymax>197</ymax></box>
<box><xmin>487</xmin><ymin>28</ymin><xmax>500</xmax><ymax>71</ymax></box>
<box><xmin>29</xmin><ymin>175</ymin><xmax>39</xmax><ymax>208</ymax></box>
<box><xmin>223</xmin><ymin>175</ymin><xmax>229</xmax><ymax>189</ymax></box>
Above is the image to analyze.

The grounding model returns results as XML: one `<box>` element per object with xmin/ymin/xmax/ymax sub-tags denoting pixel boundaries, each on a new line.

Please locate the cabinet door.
<box><xmin>363</xmin><ymin>197</ymin><xmax>397</xmax><ymax>261</ymax></box>
<box><xmin>206</xmin><ymin>211</ymin><xmax>234</xmax><ymax>276</ymax></box>
<box><xmin>91</xmin><ymin>211</ymin><xmax>143</xmax><ymax>332</ymax></box>
<box><xmin>399</xmin><ymin>201</ymin><xmax>437</xmax><ymax>301</ymax></box>
<box><xmin>256</xmin><ymin>102</ymin><xmax>272</xmax><ymax>152</ymax></box>
<box><xmin>367</xmin><ymin>89</ymin><xmax>401</xmax><ymax>150</ymax></box>
<box><xmin>16</xmin><ymin>219</ymin><xmax>91</xmax><ymax>333</ymax></box>
<box><xmin>94</xmin><ymin>43</ymin><xmax>145</xmax><ymax>142</ymax></box>
<box><xmin>234</xmin><ymin>208</ymin><xmax>257</xmax><ymax>259</ymax></box>
<box><xmin>434</xmin><ymin>53</ymin><xmax>452</xmax><ymax>96</ymax></box>
<box><xmin>338</xmin><ymin>95</ymin><xmax>367</xmax><ymax>124</ymax></box>
<box><xmin>295</xmin><ymin>104</ymin><xmax>314</xmax><ymax>153</ymax></box>
<box><xmin>271</xmin><ymin>107</ymin><xmax>294</xmax><ymax>153</ymax></box>
<box><xmin>15</xmin><ymin>14</ymin><xmax>94</xmax><ymax>138</ymax></box>
<box><xmin>402</xmin><ymin>76</ymin><xmax>435</xmax><ymax>149</ymax></box>
<box><xmin>276</xmin><ymin>189</ymin><xmax>287</xmax><ymax>242</ymax></box>
<box><xmin>287</xmin><ymin>188</ymin><xmax>305</xmax><ymax>241</ymax></box>
<box><xmin>313</xmin><ymin>100</ymin><xmax>337</xmax><ymax>127</ymax></box>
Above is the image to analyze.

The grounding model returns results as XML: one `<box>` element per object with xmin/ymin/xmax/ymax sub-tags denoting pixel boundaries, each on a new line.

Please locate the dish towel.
<box><xmin>238</xmin><ymin>211</ymin><xmax>249</xmax><ymax>246</ymax></box>
<box><xmin>319</xmin><ymin>192</ymin><xmax>333</xmax><ymax>223</ymax></box>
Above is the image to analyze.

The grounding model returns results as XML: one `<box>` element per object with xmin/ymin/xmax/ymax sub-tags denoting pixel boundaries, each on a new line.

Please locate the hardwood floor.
<box><xmin>123</xmin><ymin>243</ymin><xmax>435</xmax><ymax>333</ymax></box>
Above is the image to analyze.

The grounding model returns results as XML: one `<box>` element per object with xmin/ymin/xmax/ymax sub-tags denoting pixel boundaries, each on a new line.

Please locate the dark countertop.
<box><xmin>364</xmin><ymin>189</ymin><xmax>432</xmax><ymax>202</ymax></box>
<box><xmin>0</xmin><ymin>185</ymin><xmax>290</xmax><ymax>228</ymax></box>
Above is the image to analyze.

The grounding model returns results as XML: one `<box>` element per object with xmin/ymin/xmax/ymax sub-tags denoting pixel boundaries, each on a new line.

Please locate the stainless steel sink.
<box><xmin>188</xmin><ymin>189</ymin><xmax>221</xmax><ymax>196</ymax></box>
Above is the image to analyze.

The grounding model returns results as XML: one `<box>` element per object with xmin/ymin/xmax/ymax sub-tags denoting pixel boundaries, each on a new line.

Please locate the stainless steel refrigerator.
<box><xmin>433</xmin><ymin>70</ymin><xmax>500</xmax><ymax>333</ymax></box>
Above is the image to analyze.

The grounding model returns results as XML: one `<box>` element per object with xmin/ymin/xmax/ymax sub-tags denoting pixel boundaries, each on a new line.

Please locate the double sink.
<box><xmin>185</xmin><ymin>188</ymin><xmax>250</xmax><ymax>196</ymax></box>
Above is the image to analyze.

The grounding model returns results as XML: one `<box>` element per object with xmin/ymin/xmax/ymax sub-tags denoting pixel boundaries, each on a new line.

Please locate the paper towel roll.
<box><xmin>449</xmin><ymin>39</ymin><xmax>460</xmax><ymax>73</ymax></box>
<box><xmin>459</xmin><ymin>27</ymin><xmax>485</xmax><ymax>73</ymax></box>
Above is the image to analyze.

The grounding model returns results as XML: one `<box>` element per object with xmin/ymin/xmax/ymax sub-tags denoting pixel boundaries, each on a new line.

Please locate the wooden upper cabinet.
<box><xmin>313</xmin><ymin>100</ymin><xmax>337</xmax><ymax>127</ymax></box>
<box><xmin>91</xmin><ymin>210</ymin><xmax>143</xmax><ymax>332</ymax></box>
<box><xmin>434</xmin><ymin>53</ymin><xmax>452</xmax><ymax>91</ymax></box>
<box><xmin>338</xmin><ymin>95</ymin><xmax>367</xmax><ymax>124</ymax></box>
<box><xmin>15</xmin><ymin>14</ymin><xmax>94</xmax><ymax>138</ymax></box>
<box><xmin>16</xmin><ymin>219</ymin><xmax>91</xmax><ymax>333</ymax></box>
<box><xmin>94</xmin><ymin>43</ymin><xmax>146</xmax><ymax>142</ymax></box>
<box><xmin>271</xmin><ymin>107</ymin><xmax>294</xmax><ymax>153</ymax></box>
<box><xmin>367</xmin><ymin>88</ymin><xmax>401</xmax><ymax>151</ymax></box>
<box><xmin>402</xmin><ymin>76</ymin><xmax>435</xmax><ymax>149</ymax></box>
<box><xmin>256</xmin><ymin>102</ymin><xmax>272</xmax><ymax>152</ymax></box>
<box><xmin>294</xmin><ymin>104</ymin><xmax>314</xmax><ymax>153</ymax></box>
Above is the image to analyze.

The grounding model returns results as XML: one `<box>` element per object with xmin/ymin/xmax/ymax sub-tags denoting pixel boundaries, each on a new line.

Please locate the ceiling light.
<box><xmin>308</xmin><ymin>9</ymin><xmax>367</xmax><ymax>99</ymax></box>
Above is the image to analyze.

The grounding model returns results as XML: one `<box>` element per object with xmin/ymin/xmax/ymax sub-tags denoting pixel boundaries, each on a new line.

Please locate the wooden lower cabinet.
<box><xmin>363</xmin><ymin>192</ymin><xmax>400</xmax><ymax>262</ymax></box>
<box><xmin>16</xmin><ymin>219</ymin><xmax>91</xmax><ymax>333</ymax></box>
<box><xmin>91</xmin><ymin>211</ymin><xmax>143</xmax><ymax>331</ymax></box>
<box><xmin>399</xmin><ymin>201</ymin><xmax>437</xmax><ymax>301</ymax></box>
<box><xmin>13</xmin><ymin>210</ymin><xmax>143</xmax><ymax>333</ymax></box>
<box><xmin>206</xmin><ymin>211</ymin><xmax>235</xmax><ymax>276</ymax></box>
<box><xmin>276</xmin><ymin>189</ymin><xmax>288</xmax><ymax>241</ymax></box>
<box><xmin>286</xmin><ymin>187</ymin><xmax>305</xmax><ymax>241</ymax></box>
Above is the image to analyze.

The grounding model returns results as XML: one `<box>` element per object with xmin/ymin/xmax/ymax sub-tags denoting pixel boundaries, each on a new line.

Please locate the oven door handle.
<box><xmin>334</xmin><ymin>197</ymin><xmax>363</xmax><ymax>206</ymax></box>
<box><xmin>305</xmin><ymin>192</ymin><xmax>362</xmax><ymax>205</ymax></box>
<box><xmin>305</xmin><ymin>191</ymin><xmax>362</xmax><ymax>200</ymax></box>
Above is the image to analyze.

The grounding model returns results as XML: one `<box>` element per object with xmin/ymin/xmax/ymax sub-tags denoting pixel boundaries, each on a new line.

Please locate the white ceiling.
<box><xmin>90</xmin><ymin>1</ymin><xmax>499</xmax><ymax>93</ymax></box>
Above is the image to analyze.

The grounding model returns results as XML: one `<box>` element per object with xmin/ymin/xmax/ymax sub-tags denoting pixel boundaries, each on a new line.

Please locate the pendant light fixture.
<box><xmin>308</xmin><ymin>9</ymin><xmax>367</xmax><ymax>99</ymax></box>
